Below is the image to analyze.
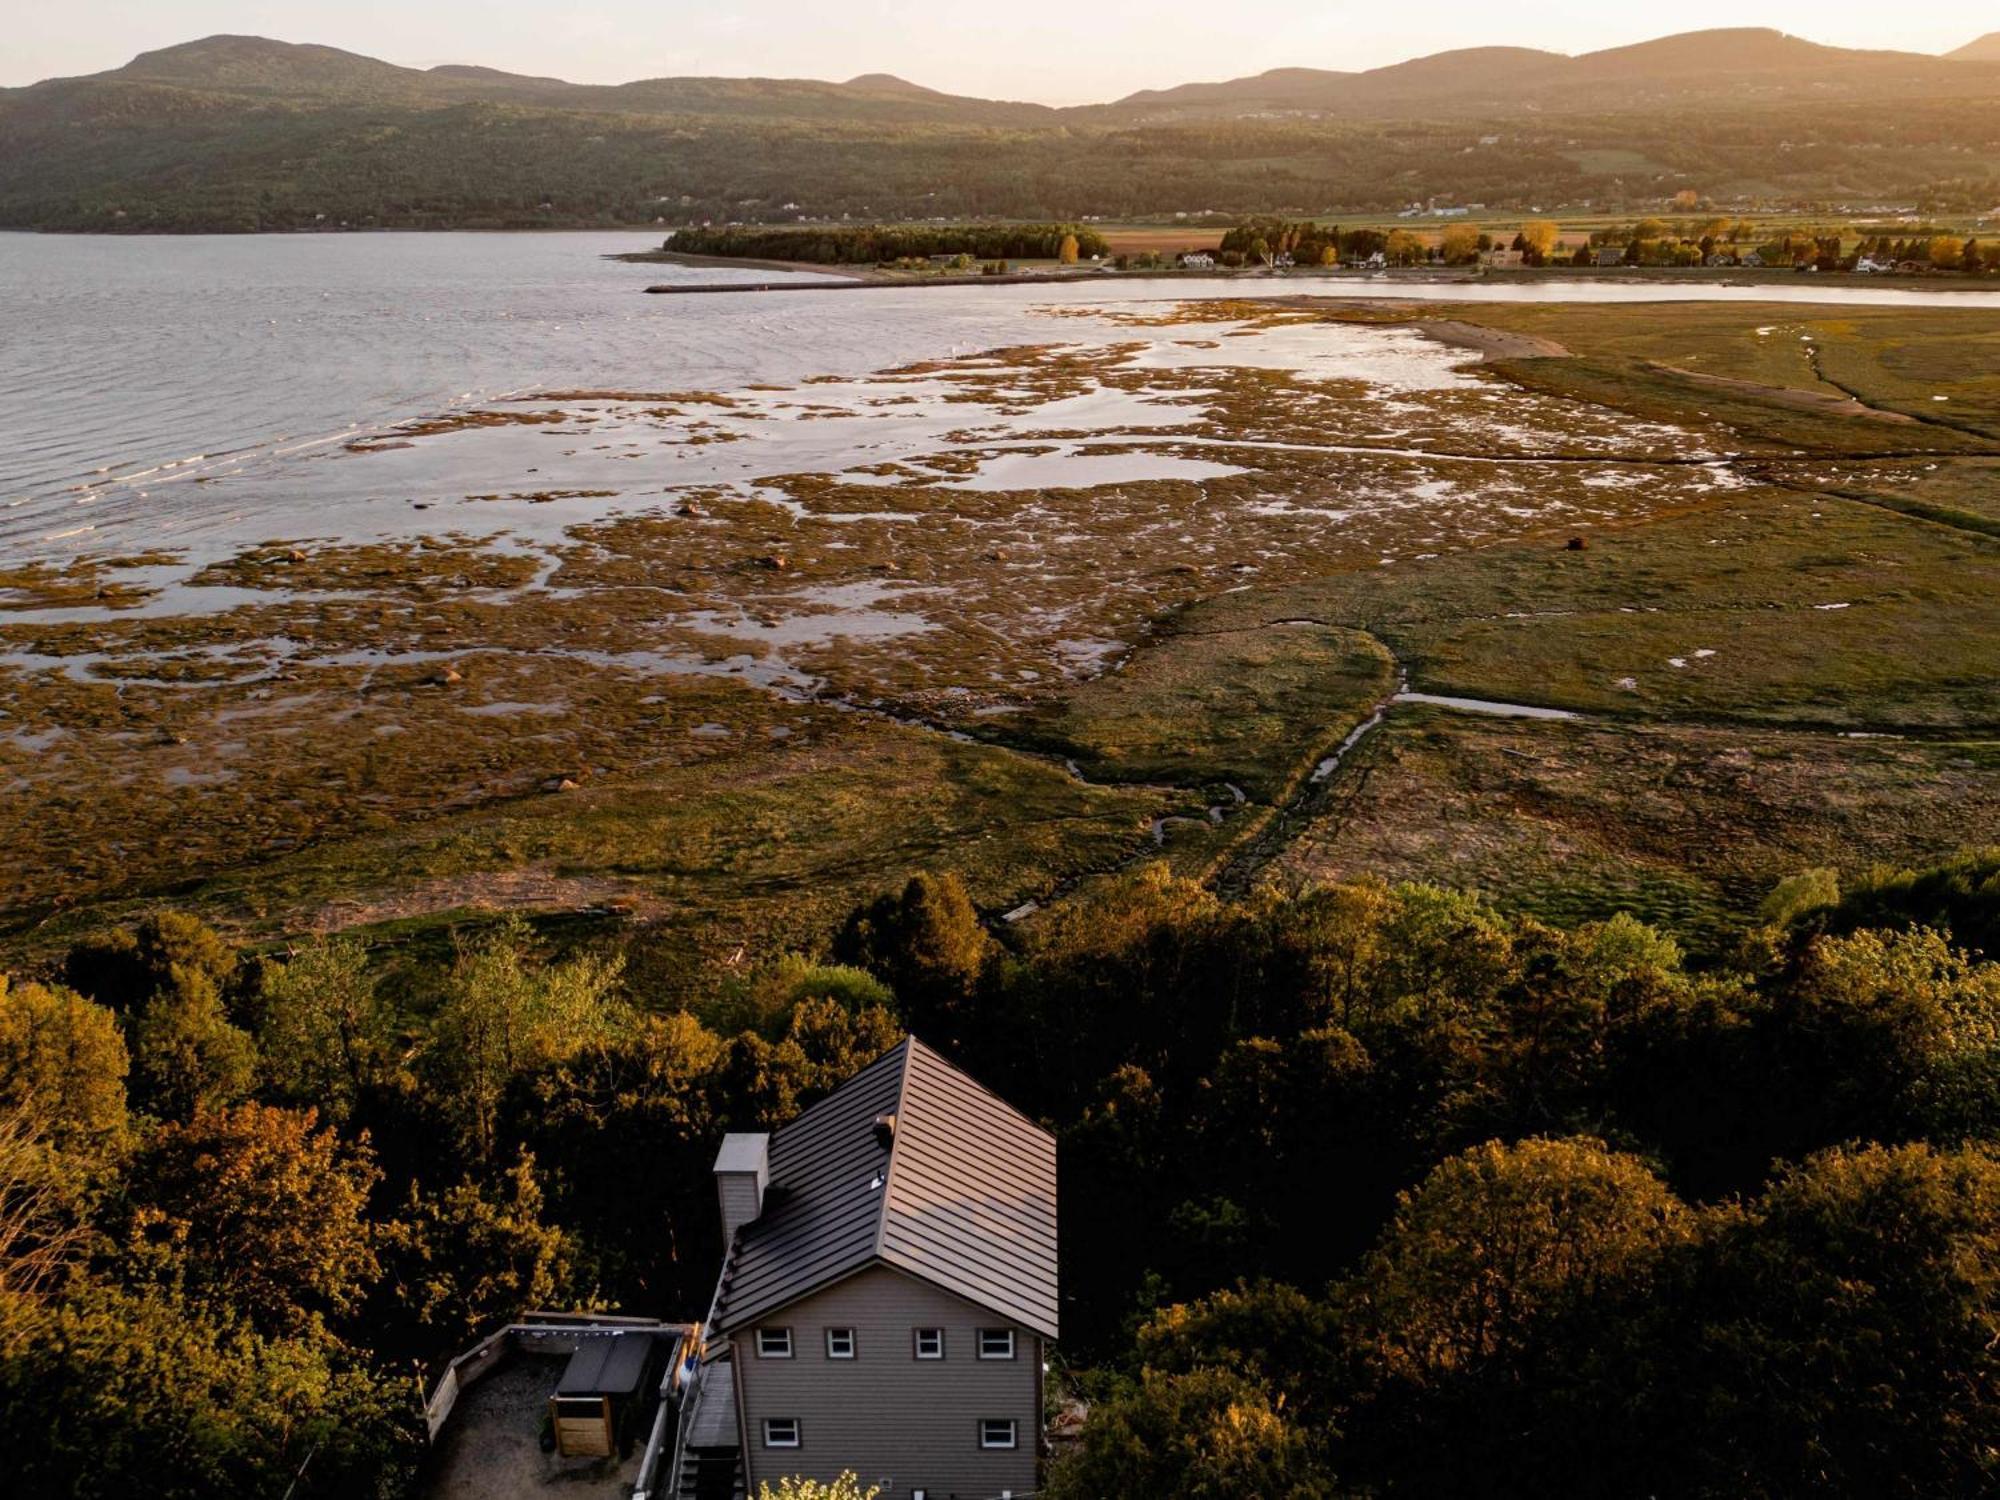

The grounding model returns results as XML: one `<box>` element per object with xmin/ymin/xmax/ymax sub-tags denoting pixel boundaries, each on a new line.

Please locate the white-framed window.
<box><xmin>914</xmin><ymin>1327</ymin><xmax>944</xmax><ymax>1360</ymax></box>
<box><xmin>763</xmin><ymin>1418</ymin><xmax>801</xmax><ymax>1449</ymax></box>
<box><xmin>825</xmin><ymin>1327</ymin><xmax>856</xmax><ymax>1359</ymax></box>
<box><xmin>979</xmin><ymin>1418</ymin><xmax>1018</xmax><ymax>1450</ymax></box>
<box><xmin>755</xmin><ymin>1327</ymin><xmax>793</xmax><ymax>1358</ymax></box>
<box><xmin>978</xmin><ymin>1328</ymin><xmax>1016</xmax><ymax>1360</ymax></box>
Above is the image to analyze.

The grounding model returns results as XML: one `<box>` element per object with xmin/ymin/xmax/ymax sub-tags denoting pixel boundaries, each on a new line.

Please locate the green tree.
<box><xmin>130</xmin><ymin>968</ymin><xmax>257</xmax><ymax>1122</ymax></box>
<box><xmin>0</xmin><ymin>1280</ymin><xmax>417</xmax><ymax>1500</ymax></box>
<box><xmin>63</xmin><ymin>910</ymin><xmax>238</xmax><ymax>1013</ymax></box>
<box><xmin>0</xmin><ymin>977</ymin><xmax>129</xmax><ymax>1160</ymax></box>
<box><xmin>1820</xmin><ymin>848</ymin><xmax>2000</xmax><ymax>958</ymax></box>
<box><xmin>255</xmin><ymin>937</ymin><xmax>388</xmax><ymax>1123</ymax></box>
<box><xmin>1653</xmin><ymin>1142</ymin><xmax>2000</xmax><ymax>1497</ymax></box>
<box><xmin>1776</xmin><ymin>926</ymin><xmax>2000</xmax><ymax>1139</ymax></box>
<box><xmin>722</xmin><ymin>997</ymin><xmax>902</xmax><ymax>1128</ymax></box>
<box><xmin>709</xmin><ymin>953</ymin><xmax>893</xmax><ymax>1039</ymax></box>
<box><xmin>1761</xmin><ymin>865</ymin><xmax>1842</xmax><ymax>931</ymax></box>
<box><xmin>425</xmin><ymin>920</ymin><xmax>628</xmax><ymax>1156</ymax></box>
<box><xmin>1137</xmin><ymin>1280</ymin><xmax>1345</xmax><ymax>1423</ymax></box>
<box><xmin>1339</xmin><ymin>1138</ymin><xmax>1689</xmax><ymax>1493</ymax></box>
<box><xmin>1045</xmin><ymin>1366</ymin><xmax>1329</xmax><ymax>1500</ymax></box>
<box><xmin>379</xmin><ymin>1151</ymin><xmax>579</xmax><ymax>1354</ymax></box>
<box><xmin>835</xmin><ymin>871</ymin><xmax>993</xmax><ymax>1042</ymax></box>
<box><xmin>513</xmin><ymin>1012</ymin><xmax>728</xmax><ymax>1309</ymax></box>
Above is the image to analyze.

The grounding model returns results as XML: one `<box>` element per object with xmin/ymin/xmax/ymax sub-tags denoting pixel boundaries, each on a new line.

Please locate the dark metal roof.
<box><xmin>556</xmin><ymin>1331</ymin><xmax>657</xmax><ymax>1398</ymax></box>
<box><xmin>709</xmin><ymin>1037</ymin><xmax>1058</xmax><ymax>1340</ymax></box>
<box><xmin>684</xmin><ymin>1353</ymin><xmax>738</xmax><ymax>1449</ymax></box>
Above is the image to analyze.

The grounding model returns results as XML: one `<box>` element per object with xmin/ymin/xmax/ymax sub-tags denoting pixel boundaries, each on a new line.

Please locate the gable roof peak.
<box><xmin>710</xmin><ymin>1034</ymin><xmax>1057</xmax><ymax>1339</ymax></box>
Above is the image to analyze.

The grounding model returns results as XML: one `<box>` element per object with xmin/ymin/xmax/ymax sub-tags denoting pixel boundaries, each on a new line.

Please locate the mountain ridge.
<box><xmin>6</xmin><ymin>28</ymin><xmax>2000</xmax><ymax>233</ymax></box>
<box><xmin>18</xmin><ymin>28</ymin><xmax>2000</xmax><ymax>118</ymax></box>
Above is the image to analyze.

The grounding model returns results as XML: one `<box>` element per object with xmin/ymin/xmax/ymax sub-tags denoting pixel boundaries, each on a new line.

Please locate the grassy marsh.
<box><xmin>7</xmin><ymin>295</ymin><xmax>1999</xmax><ymax>976</ymax></box>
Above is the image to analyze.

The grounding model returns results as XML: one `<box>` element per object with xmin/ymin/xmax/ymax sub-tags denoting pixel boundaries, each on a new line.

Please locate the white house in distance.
<box><xmin>667</xmin><ymin>1037</ymin><xmax>1058</xmax><ymax>1500</ymax></box>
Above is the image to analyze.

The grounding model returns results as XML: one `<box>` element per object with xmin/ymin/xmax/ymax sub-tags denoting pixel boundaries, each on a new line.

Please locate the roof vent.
<box><xmin>872</xmin><ymin>1111</ymin><xmax>898</xmax><ymax>1149</ymax></box>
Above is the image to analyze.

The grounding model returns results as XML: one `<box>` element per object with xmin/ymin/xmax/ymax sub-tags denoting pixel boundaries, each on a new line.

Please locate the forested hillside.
<box><xmin>5</xmin><ymin>31</ymin><xmax>2000</xmax><ymax>231</ymax></box>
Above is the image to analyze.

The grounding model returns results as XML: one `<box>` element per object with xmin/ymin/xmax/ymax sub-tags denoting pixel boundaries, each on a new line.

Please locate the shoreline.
<box><xmin>635</xmin><ymin>254</ymin><xmax>2000</xmax><ymax>297</ymax></box>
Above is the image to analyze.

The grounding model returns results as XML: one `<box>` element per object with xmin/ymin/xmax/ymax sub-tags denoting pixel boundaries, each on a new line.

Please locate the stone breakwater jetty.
<box><xmin>643</xmin><ymin>269</ymin><xmax>1192</xmax><ymax>294</ymax></box>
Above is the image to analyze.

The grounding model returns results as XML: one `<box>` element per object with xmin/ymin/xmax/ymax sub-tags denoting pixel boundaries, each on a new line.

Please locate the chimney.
<box><xmin>872</xmin><ymin>1111</ymin><xmax>898</xmax><ymax>1150</ymax></box>
<box><xmin>714</xmin><ymin>1133</ymin><xmax>769</xmax><ymax>1244</ymax></box>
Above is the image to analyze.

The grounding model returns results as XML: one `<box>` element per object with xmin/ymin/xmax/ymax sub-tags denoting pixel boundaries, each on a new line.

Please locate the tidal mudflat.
<box><xmin>4</xmin><ymin>284</ymin><xmax>1997</xmax><ymax>978</ymax></box>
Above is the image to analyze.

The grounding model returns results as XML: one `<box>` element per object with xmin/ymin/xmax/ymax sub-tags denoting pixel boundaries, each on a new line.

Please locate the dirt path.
<box><xmin>1415</xmin><ymin>318</ymin><xmax>1572</xmax><ymax>362</ymax></box>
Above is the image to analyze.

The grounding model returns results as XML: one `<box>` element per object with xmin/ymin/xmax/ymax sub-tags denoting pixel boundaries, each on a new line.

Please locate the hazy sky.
<box><xmin>8</xmin><ymin>1</ymin><xmax>1993</xmax><ymax>100</ymax></box>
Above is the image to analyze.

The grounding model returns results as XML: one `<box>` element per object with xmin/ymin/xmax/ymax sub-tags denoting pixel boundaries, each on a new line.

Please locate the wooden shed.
<box><xmin>550</xmin><ymin>1331</ymin><xmax>662</xmax><ymax>1458</ymax></box>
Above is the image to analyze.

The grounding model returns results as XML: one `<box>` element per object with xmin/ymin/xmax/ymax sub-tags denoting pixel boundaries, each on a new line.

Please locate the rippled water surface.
<box><xmin>1</xmin><ymin>231</ymin><xmax>835</xmax><ymax>523</ymax></box>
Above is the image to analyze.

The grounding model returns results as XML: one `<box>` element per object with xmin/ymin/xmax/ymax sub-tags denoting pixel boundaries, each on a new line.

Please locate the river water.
<box><xmin>6</xmin><ymin>229</ymin><xmax>2000</xmax><ymax>560</ymax></box>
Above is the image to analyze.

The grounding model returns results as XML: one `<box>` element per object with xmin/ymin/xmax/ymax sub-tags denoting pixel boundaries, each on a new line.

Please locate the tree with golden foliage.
<box><xmin>1439</xmin><ymin>223</ymin><xmax>1482</xmax><ymax>265</ymax></box>
<box><xmin>1044</xmin><ymin>1365</ymin><xmax>1327</xmax><ymax>1500</ymax></box>
<box><xmin>0</xmin><ymin>1105</ymin><xmax>93</xmax><ymax>1354</ymax></box>
<box><xmin>125</xmin><ymin>1102</ymin><xmax>380</xmax><ymax>1336</ymax></box>
<box><xmin>1519</xmin><ymin>220</ymin><xmax>1562</xmax><ymax>262</ymax></box>
<box><xmin>1059</xmin><ymin>233</ymin><xmax>1080</xmax><ymax>265</ymax></box>
<box><xmin>759</xmin><ymin>1475</ymin><xmax>881</xmax><ymax>1500</ymax></box>
<box><xmin>1347</xmin><ymin>1136</ymin><xmax>1687</xmax><ymax>1384</ymax></box>
<box><xmin>1383</xmin><ymin>229</ymin><xmax>1425</xmax><ymax>266</ymax></box>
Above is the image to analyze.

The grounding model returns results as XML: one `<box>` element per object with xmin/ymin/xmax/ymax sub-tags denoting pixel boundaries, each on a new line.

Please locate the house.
<box><xmin>1483</xmin><ymin>249</ymin><xmax>1524</xmax><ymax>269</ymax></box>
<box><xmin>1594</xmin><ymin>247</ymin><xmax>1626</xmax><ymax>267</ymax></box>
<box><xmin>1179</xmin><ymin>251</ymin><xmax>1215</xmax><ymax>269</ymax></box>
<box><xmin>668</xmin><ymin>1037</ymin><xmax>1058</xmax><ymax>1500</ymax></box>
<box><xmin>1739</xmin><ymin>251</ymin><xmax>1765</xmax><ymax>268</ymax></box>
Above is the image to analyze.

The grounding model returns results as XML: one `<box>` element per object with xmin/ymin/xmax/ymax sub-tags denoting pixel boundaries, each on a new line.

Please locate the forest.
<box><xmin>664</xmin><ymin>222</ymin><xmax>1110</xmax><ymax>264</ymax></box>
<box><xmin>4</xmin><ymin>846</ymin><xmax>2000</xmax><ymax>1497</ymax></box>
<box><xmin>4</xmin><ymin>87</ymin><xmax>2000</xmax><ymax>233</ymax></box>
<box><xmin>1212</xmin><ymin>214</ymin><xmax>2000</xmax><ymax>271</ymax></box>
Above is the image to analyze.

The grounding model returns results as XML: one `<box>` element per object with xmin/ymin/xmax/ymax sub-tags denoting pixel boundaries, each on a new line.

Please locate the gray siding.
<box><xmin>718</xmin><ymin>1172</ymin><xmax>764</xmax><ymax>1246</ymax></box>
<box><xmin>737</xmin><ymin>1266</ymin><xmax>1038</xmax><ymax>1499</ymax></box>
